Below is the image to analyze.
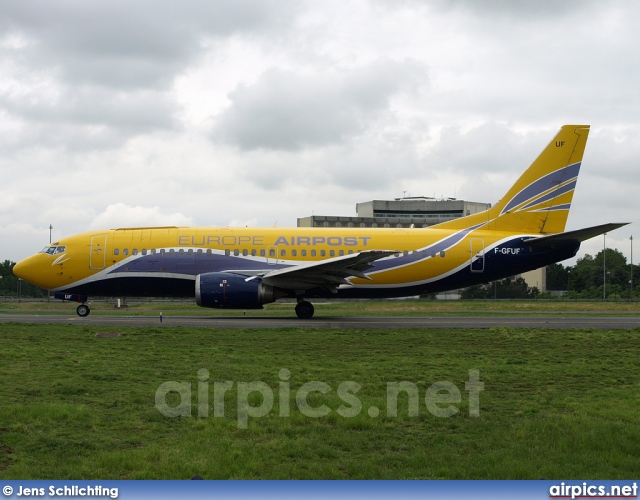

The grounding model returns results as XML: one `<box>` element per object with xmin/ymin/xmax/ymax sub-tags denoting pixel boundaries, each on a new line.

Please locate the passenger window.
<box><xmin>291</xmin><ymin>249</ymin><xmax>297</xmax><ymax>257</ymax></box>
<box><xmin>320</xmin><ymin>250</ymin><xmax>326</xmax><ymax>257</ymax></box>
<box><xmin>339</xmin><ymin>250</ymin><xmax>344</xmax><ymax>256</ymax></box>
<box><xmin>242</xmin><ymin>249</ymin><xmax>248</xmax><ymax>256</ymax></box>
<box><xmin>281</xmin><ymin>249</ymin><xmax>286</xmax><ymax>257</ymax></box>
<box><xmin>114</xmin><ymin>249</ymin><xmax>120</xmax><ymax>256</ymax></box>
<box><xmin>123</xmin><ymin>249</ymin><xmax>129</xmax><ymax>256</ymax></box>
<box><xmin>269</xmin><ymin>249</ymin><xmax>276</xmax><ymax>257</ymax></box>
<box><xmin>233</xmin><ymin>249</ymin><xmax>239</xmax><ymax>256</ymax></box>
<box><xmin>440</xmin><ymin>251</ymin><xmax>445</xmax><ymax>258</ymax></box>
<box><xmin>132</xmin><ymin>249</ymin><xmax>138</xmax><ymax>255</ymax></box>
<box><xmin>311</xmin><ymin>250</ymin><xmax>316</xmax><ymax>257</ymax></box>
<box><xmin>142</xmin><ymin>249</ymin><xmax>147</xmax><ymax>255</ymax></box>
<box><xmin>260</xmin><ymin>249</ymin><xmax>265</xmax><ymax>257</ymax></box>
<box><xmin>225</xmin><ymin>249</ymin><xmax>230</xmax><ymax>256</ymax></box>
<box><xmin>301</xmin><ymin>249</ymin><xmax>307</xmax><ymax>257</ymax></box>
<box><xmin>330</xmin><ymin>250</ymin><xmax>335</xmax><ymax>257</ymax></box>
<box><xmin>251</xmin><ymin>249</ymin><xmax>257</xmax><ymax>256</ymax></box>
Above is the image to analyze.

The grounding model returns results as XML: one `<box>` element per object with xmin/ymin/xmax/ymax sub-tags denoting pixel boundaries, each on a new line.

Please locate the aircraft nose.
<box><xmin>13</xmin><ymin>256</ymin><xmax>35</xmax><ymax>282</ymax></box>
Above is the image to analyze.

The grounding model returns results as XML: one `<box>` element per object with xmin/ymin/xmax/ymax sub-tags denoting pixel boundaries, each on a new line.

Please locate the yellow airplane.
<box><xmin>14</xmin><ymin>125</ymin><xmax>626</xmax><ymax>319</ymax></box>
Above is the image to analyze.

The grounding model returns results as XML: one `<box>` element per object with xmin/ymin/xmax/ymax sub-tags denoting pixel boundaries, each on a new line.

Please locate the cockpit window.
<box><xmin>40</xmin><ymin>246</ymin><xmax>66</xmax><ymax>255</ymax></box>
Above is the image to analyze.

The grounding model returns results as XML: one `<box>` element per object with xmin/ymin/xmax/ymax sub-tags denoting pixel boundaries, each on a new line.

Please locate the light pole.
<box><xmin>17</xmin><ymin>278</ymin><xmax>22</xmax><ymax>302</ymax></box>
<box><xmin>603</xmin><ymin>233</ymin><xmax>607</xmax><ymax>301</ymax></box>
<box><xmin>631</xmin><ymin>235</ymin><xmax>634</xmax><ymax>301</ymax></box>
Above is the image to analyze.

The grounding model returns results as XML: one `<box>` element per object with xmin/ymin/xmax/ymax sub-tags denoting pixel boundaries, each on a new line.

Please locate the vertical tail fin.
<box><xmin>435</xmin><ymin>124</ymin><xmax>590</xmax><ymax>234</ymax></box>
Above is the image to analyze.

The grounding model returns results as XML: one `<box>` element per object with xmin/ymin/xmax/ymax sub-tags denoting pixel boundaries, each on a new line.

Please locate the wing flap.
<box><xmin>261</xmin><ymin>250</ymin><xmax>397</xmax><ymax>289</ymax></box>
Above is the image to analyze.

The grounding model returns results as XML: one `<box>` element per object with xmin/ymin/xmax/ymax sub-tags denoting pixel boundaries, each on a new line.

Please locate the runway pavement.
<box><xmin>1</xmin><ymin>313</ymin><xmax>639</xmax><ymax>329</ymax></box>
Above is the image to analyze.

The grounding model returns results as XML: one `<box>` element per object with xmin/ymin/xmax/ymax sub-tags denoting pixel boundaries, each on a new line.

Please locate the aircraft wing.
<box><xmin>523</xmin><ymin>223</ymin><xmax>629</xmax><ymax>248</ymax></box>
<box><xmin>260</xmin><ymin>250</ymin><xmax>397</xmax><ymax>290</ymax></box>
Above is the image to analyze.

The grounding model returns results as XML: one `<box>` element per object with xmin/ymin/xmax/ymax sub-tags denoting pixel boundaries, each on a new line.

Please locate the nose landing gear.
<box><xmin>76</xmin><ymin>304</ymin><xmax>90</xmax><ymax>317</ymax></box>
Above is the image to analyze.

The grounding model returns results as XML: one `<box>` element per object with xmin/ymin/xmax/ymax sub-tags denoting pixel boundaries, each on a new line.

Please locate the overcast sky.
<box><xmin>1</xmin><ymin>0</ymin><xmax>638</xmax><ymax>264</ymax></box>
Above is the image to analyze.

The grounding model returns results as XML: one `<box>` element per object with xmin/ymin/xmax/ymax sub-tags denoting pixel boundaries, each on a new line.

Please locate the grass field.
<box><xmin>1</xmin><ymin>313</ymin><xmax>639</xmax><ymax>479</ymax></box>
<box><xmin>2</xmin><ymin>298</ymin><xmax>640</xmax><ymax>316</ymax></box>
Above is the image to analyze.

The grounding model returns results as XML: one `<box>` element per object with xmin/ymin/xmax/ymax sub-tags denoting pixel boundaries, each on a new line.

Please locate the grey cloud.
<box><xmin>0</xmin><ymin>87</ymin><xmax>177</xmax><ymax>151</ymax></box>
<box><xmin>0</xmin><ymin>0</ymin><xmax>300</xmax><ymax>152</ymax></box>
<box><xmin>1</xmin><ymin>0</ymin><xmax>298</xmax><ymax>90</ymax></box>
<box><xmin>212</xmin><ymin>58</ymin><xmax>428</xmax><ymax>151</ymax></box>
<box><xmin>428</xmin><ymin>123</ymin><xmax>543</xmax><ymax>176</ymax></box>
<box><xmin>431</xmin><ymin>0</ymin><xmax>601</xmax><ymax>18</ymax></box>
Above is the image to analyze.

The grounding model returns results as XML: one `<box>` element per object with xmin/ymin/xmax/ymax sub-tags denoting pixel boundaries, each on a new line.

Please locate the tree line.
<box><xmin>0</xmin><ymin>261</ymin><xmax>48</xmax><ymax>298</ymax></box>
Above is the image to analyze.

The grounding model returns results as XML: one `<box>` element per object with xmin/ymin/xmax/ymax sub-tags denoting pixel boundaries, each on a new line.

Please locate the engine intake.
<box><xmin>195</xmin><ymin>272</ymin><xmax>277</xmax><ymax>309</ymax></box>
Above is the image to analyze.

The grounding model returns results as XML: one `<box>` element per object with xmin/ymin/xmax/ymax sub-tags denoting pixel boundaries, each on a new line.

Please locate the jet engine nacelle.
<box><xmin>195</xmin><ymin>272</ymin><xmax>277</xmax><ymax>309</ymax></box>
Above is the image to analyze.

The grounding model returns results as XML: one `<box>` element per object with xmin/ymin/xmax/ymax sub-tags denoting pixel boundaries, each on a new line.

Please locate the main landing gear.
<box><xmin>294</xmin><ymin>300</ymin><xmax>314</xmax><ymax>319</ymax></box>
<box><xmin>76</xmin><ymin>303</ymin><xmax>91</xmax><ymax>317</ymax></box>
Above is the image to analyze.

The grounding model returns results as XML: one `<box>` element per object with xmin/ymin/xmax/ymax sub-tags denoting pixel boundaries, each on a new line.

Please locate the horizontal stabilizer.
<box><xmin>523</xmin><ymin>223</ymin><xmax>629</xmax><ymax>247</ymax></box>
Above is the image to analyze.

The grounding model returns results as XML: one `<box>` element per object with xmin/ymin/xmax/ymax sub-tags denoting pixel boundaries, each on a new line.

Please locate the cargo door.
<box><xmin>90</xmin><ymin>234</ymin><xmax>109</xmax><ymax>270</ymax></box>
<box><xmin>470</xmin><ymin>238</ymin><xmax>485</xmax><ymax>273</ymax></box>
